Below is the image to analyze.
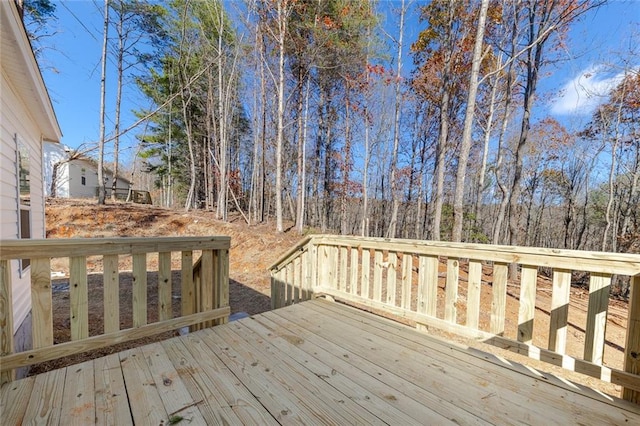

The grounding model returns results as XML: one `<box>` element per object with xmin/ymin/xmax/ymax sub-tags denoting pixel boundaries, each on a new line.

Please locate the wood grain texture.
<box><xmin>0</xmin><ymin>260</ymin><xmax>14</xmax><ymax>384</ymax></box>
<box><xmin>583</xmin><ymin>272</ymin><xmax>611</xmax><ymax>364</ymax></box>
<box><xmin>70</xmin><ymin>256</ymin><xmax>89</xmax><ymax>341</ymax></box>
<box><xmin>466</xmin><ymin>260</ymin><xmax>482</xmax><ymax>329</ymax></box>
<box><xmin>0</xmin><ymin>236</ymin><xmax>230</xmax><ymax>260</ymax></box>
<box><xmin>401</xmin><ymin>254</ymin><xmax>412</xmax><ymax>310</ymax></box>
<box><xmin>548</xmin><ymin>269</ymin><xmax>572</xmax><ymax>354</ymax></box>
<box><xmin>181</xmin><ymin>251</ymin><xmax>194</xmax><ymax>316</ymax></box>
<box><xmin>623</xmin><ymin>274</ymin><xmax>640</xmax><ymax>403</ymax></box>
<box><xmin>386</xmin><ymin>252</ymin><xmax>397</xmax><ymax>306</ymax></box>
<box><xmin>350</xmin><ymin>248</ymin><xmax>359</xmax><ymax>296</ymax></box>
<box><xmin>103</xmin><ymin>254</ymin><xmax>120</xmax><ymax>333</ymax></box>
<box><xmin>132</xmin><ymin>253</ymin><xmax>148</xmax><ymax>327</ymax></box>
<box><xmin>158</xmin><ymin>252</ymin><xmax>172</xmax><ymax>322</ymax></box>
<box><xmin>361</xmin><ymin>249</ymin><xmax>370</xmax><ymax>299</ymax></box>
<box><xmin>373</xmin><ymin>250</ymin><xmax>383</xmax><ymax>302</ymax></box>
<box><xmin>490</xmin><ymin>262</ymin><xmax>508</xmax><ymax>335</ymax></box>
<box><xmin>517</xmin><ymin>265</ymin><xmax>538</xmax><ymax>344</ymax></box>
<box><xmin>445</xmin><ymin>257</ymin><xmax>459</xmax><ymax>323</ymax></box>
<box><xmin>2</xmin><ymin>300</ymin><xmax>639</xmax><ymax>424</ymax></box>
<box><xmin>30</xmin><ymin>257</ymin><xmax>53</xmax><ymax>348</ymax></box>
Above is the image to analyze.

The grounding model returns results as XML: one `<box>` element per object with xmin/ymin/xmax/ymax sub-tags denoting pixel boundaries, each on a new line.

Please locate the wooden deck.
<box><xmin>2</xmin><ymin>300</ymin><xmax>639</xmax><ymax>425</ymax></box>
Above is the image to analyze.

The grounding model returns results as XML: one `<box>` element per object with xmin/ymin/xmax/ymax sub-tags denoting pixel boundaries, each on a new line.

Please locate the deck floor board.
<box><xmin>2</xmin><ymin>299</ymin><xmax>640</xmax><ymax>425</ymax></box>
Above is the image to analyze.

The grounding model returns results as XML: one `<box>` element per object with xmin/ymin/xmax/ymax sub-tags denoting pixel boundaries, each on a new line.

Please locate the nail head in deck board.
<box><xmin>161</xmin><ymin>336</ymin><xmax>274</xmax><ymax>425</ymax></box>
<box><xmin>60</xmin><ymin>360</ymin><xmax>95</xmax><ymax>424</ymax></box>
<box><xmin>103</xmin><ymin>254</ymin><xmax>120</xmax><ymax>333</ymax></box>
<box><xmin>30</xmin><ymin>257</ymin><xmax>53</xmax><ymax>348</ymax></box>
<box><xmin>22</xmin><ymin>367</ymin><xmax>66</xmax><ymax>424</ymax></box>
<box><xmin>0</xmin><ymin>375</ymin><xmax>34</xmax><ymax>421</ymax></box>
<box><xmin>139</xmin><ymin>343</ymin><xmax>207</xmax><ymax>423</ymax></box>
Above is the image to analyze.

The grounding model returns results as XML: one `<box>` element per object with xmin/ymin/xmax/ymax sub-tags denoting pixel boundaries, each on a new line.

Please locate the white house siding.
<box><xmin>0</xmin><ymin>71</ymin><xmax>46</xmax><ymax>332</ymax></box>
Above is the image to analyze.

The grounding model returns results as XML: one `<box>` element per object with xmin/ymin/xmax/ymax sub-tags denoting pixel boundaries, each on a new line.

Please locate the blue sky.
<box><xmin>39</xmin><ymin>1</ymin><xmax>639</xmax><ymax>162</ymax></box>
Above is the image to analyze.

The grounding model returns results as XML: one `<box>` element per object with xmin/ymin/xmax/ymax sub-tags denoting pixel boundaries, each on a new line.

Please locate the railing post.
<box><xmin>0</xmin><ymin>260</ymin><xmax>15</xmax><ymax>384</ymax></box>
<box><xmin>216</xmin><ymin>248</ymin><xmax>229</xmax><ymax>325</ymax></box>
<box><xmin>623</xmin><ymin>274</ymin><xmax>640</xmax><ymax>404</ymax></box>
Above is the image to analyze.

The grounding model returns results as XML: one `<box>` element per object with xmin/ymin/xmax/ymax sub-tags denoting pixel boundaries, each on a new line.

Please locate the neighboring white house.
<box><xmin>0</xmin><ymin>1</ymin><xmax>62</xmax><ymax>359</ymax></box>
<box><xmin>43</xmin><ymin>141</ymin><xmax>131</xmax><ymax>199</ymax></box>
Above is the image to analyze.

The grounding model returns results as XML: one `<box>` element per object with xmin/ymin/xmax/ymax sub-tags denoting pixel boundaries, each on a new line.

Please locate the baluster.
<box><xmin>361</xmin><ymin>249</ymin><xmax>370</xmax><ymax>298</ymax></box>
<box><xmin>181</xmin><ymin>251</ymin><xmax>195</xmax><ymax>316</ymax></box>
<box><xmin>445</xmin><ymin>257</ymin><xmax>459</xmax><ymax>323</ymax></box>
<box><xmin>373</xmin><ymin>250</ymin><xmax>383</xmax><ymax>302</ymax></box>
<box><xmin>387</xmin><ymin>252</ymin><xmax>397</xmax><ymax>306</ymax></box>
<box><xmin>158</xmin><ymin>252</ymin><xmax>172</xmax><ymax>322</ymax></box>
<box><xmin>401</xmin><ymin>254</ymin><xmax>412</xmax><ymax>310</ymax></box>
<box><xmin>490</xmin><ymin>262</ymin><xmax>508</xmax><ymax>335</ymax></box>
<box><xmin>584</xmin><ymin>272</ymin><xmax>611</xmax><ymax>364</ymax></box>
<box><xmin>467</xmin><ymin>260</ymin><xmax>482</xmax><ymax>330</ymax></box>
<box><xmin>517</xmin><ymin>265</ymin><xmax>538</xmax><ymax>344</ymax></box>
<box><xmin>132</xmin><ymin>253</ymin><xmax>148</xmax><ymax>327</ymax></box>
<box><xmin>70</xmin><ymin>256</ymin><xmax>88</xmax><ymax>340</ymax></box>
<box><xmin>103</xmin><ymin>254</ymin><xmax>119</xmax><ymax>333</ymax></box>
<box><xmin>31</xmin><ymin>258</ymin><xmax>54</xmax><ymax>347</ymax></box>
<box><xmin>0</xmin><ymin>260</ymin><xmax>15</xmax><ymax>384</ymax></box>
<box><xmin>548</xmin><ymin>268</ymin><xmax>571</xmax><ymax>353</ymax></box>
<box><xmin>350</xmin><ymin>248</ymin><xmax>359</xmax><ymax>296</ymax></box>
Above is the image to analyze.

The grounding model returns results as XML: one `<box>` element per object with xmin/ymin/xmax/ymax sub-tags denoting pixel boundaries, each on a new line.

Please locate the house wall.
<box><xmin>69</xmin><ymin>160</ymin><xmax>100</xmax><ymax>198</ymax></box>
<box><xmin>0</xmin><ymin>69</ymin><xmax>46</xmax><ymax>334</ymax></box>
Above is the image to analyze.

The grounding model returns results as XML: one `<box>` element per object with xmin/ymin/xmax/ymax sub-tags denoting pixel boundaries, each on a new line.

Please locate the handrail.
<box><xmin>0</xmin><ymin>236</ymin><xmax>230</xmax><ymax>384</ymax></box>
<box><xmin>270</xmin><ymin>235</ymin><xmax>640</xmax><ymax>404</ymax></box>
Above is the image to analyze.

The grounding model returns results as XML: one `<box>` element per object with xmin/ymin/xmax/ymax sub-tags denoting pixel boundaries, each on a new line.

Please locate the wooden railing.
<box><xmin>270</xmin><ymin>235</ymin><xmax>640</xmax><ymax>404</ymax></box>
<box><xmin>0</xmin><ymin>236</ymin><xmax>230</xmax><ymax>383</ymax></box>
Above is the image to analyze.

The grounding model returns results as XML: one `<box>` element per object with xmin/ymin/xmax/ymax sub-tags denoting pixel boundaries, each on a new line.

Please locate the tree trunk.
<box><xmin>452</xmin><ymin>0</ymin><xmax>489</xmax><ymax>242</ymax></box>
<box><xmin>97</xmin><ymin>0</ymin><xmax>109</xmax><ymax>205</ymax></box>
<box><xmin>432</xmin><ymin>0</ymin><xmax>455</xmax><ymax>241</ymax></box>
<box><xmin>387</xmin><ymin>0</ymin><xmax>405</xmax><ymax>239</ymax></box>
<box><xmin>275</xmin><ymin>0</ymin><xmax>288</xmax><ymax>233</ymax></box>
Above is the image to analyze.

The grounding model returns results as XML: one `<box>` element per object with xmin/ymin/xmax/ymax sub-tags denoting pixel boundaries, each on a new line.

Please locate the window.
<box><xmin>16</xmin><ymin>135</ymin><xmax>31</xmax><ymax>271</ymax></box>
<box><xmin>81</xmin><ymin>176</ymin><xmax>86</xmax><ymax>185</ymax></box>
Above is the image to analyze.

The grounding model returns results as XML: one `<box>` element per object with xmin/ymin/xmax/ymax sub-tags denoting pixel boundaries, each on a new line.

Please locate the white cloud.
<box><xmin>550</xmin><ymin>65</ymin><xmax>625</xmax><ymax>116</ymax></box>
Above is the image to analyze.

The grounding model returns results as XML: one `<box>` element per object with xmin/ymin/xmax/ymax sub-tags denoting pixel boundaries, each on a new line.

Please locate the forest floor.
<box><xmin>36</xmin><ymin>198</ymin><xmax>629</xmax><ymax>398</ymax></box>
